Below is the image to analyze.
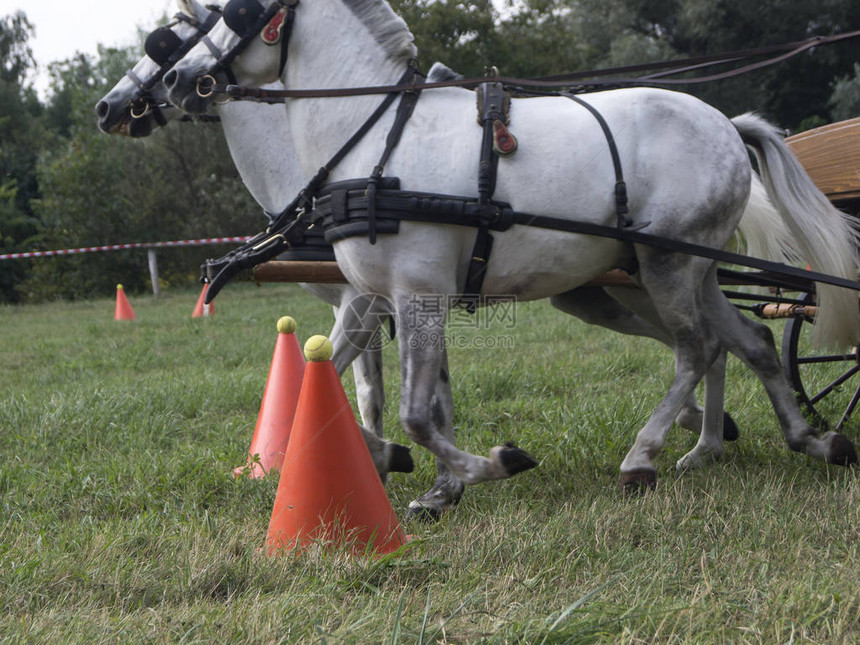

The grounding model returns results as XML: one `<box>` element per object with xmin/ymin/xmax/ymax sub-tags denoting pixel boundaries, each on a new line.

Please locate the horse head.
<box><xmin>95</xmin><ymin>0</ymin><xmax>221</xmax><ymax>137</ymax></box>
<box><xmin>163</xmin><ymin>0</ymin><xmax>293</xmax><ymax>114</ymax></box>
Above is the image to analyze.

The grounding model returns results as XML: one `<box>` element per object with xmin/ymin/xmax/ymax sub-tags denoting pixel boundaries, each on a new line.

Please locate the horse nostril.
<box><xmin>163</xmin><ymin>69</ymin><xmax>178</xmax><ymax>89</ymax></box>
<box><xmin>95</xmin><ymin>100</ymin><xmax>109</xmax><ymax>119</ymax></box>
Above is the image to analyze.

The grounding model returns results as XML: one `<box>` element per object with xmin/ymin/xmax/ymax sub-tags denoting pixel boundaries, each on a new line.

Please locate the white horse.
<box><xmin>92</xmin><ymin>1</ymin><xmax>766</xmax><ymax>501</ymax></box>
<box><xmin>164</xmin><ymin>0</ymin><xmax>860</xmax><ymax>503</ymax></box>
<box><xmin>95</xmin><ymin>0</ymin><xmax>419</xmax><ymax>481</ymax></box>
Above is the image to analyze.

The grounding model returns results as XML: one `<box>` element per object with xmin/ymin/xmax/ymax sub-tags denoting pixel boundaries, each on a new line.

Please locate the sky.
<box><xmin>0</xmin><ymin>0</ymin><xmax>177</xmax><ymax>97</ymax></box>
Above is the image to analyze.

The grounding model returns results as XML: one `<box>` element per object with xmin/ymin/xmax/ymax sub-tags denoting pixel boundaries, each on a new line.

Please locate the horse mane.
<box><xmin>341</xmin><ymin>0</ymin><xmax>417</xmax><ymax>61</ymax></box>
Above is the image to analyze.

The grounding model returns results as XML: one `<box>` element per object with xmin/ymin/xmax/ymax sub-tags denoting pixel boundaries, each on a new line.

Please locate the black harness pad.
<box><xmin>311</xmin><ymin>177</ymin><xmax>517</xmax><ymax>244</ymax></box>
<box><xmin>145</xmin><ymin>27</ymin><xmax>183</xmax><ymax>65</ymax></box>
<box><xmin>314</xmin><ymin>177</ymin><xmax>401</xmax><ymax>242</ymax></box>
<box><xmin>273</xmin><ymin>227</ymin><xmax>335</xmax><ymax>261</ymax></box>
<box><xmin>223</xmin><ymin>0</ymin><xmax>266</xmax><ymax>36</ymax></box>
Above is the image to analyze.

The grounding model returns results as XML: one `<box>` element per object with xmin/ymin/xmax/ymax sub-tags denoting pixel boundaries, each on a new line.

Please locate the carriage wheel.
<box><xmin>782</xmin><ymin>292</ymin><xmax>860</xmax><ymax>431</ymax></box>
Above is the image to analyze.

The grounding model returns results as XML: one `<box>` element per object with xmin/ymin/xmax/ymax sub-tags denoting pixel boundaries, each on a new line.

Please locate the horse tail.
<box><xmin>735</xmin><ymin>172</ymin><xmax>798</xmax><ymax>263</ymax></box>
<box><xmin>732</xmin><ymin>112</ymin><xmax>860</xmax><ymax>348</ymax></box>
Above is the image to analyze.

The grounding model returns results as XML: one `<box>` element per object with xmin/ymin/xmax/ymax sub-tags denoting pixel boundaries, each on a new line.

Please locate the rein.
<box><xmin>197</xmin><ymin>2</ymin><xmax>860</xmax><ymax>303</ymax></box>
<box><xmin>201</xmin><ymin>65</ymin><xmax>422</xmax><ymax>300</ymax></box>
<box><xmin>219</xmin><ymin>28</ymin><xmax>860</xmax><ymax>102</ymax></box>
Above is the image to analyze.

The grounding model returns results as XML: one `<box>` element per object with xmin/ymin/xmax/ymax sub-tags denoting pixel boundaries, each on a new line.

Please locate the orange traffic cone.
<box><xmin>191</xmin><ymin>283</ymin><xmax>216</xmax><ymax>318</ymax></box>
<box><xmin>114</xmin><ymin>284</ymin><xmax>136</xmax><ymax>321</ymax></box>
<box><xmin>233</xmin><ymin>316</ymin><xmax>305</xmax><ymax>478</ymax></box>
<box><xmin>266</xmin><ymin>335</ymin><xmax>407</xmax><ymax>556</ymax></box>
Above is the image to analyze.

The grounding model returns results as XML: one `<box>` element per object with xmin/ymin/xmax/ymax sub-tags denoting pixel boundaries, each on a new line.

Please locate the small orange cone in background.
<box><xmin>266</xmin><ymin>334</ymin><xmax>407</xmax><ymax>557</ymax></box>
<box><xmin>191</xmin><ymin>283</ymin><xmax>216</xmax><ymax>318</ymax></box>
<box><xmin>233</xmin><ymin>316</ymin><xmax>305</xmax><ymax>478</ymax></box>
<box><xmin>114</xmin><ymin>284</ymin><xmax>136</xmax><ymax>321</ymax></box>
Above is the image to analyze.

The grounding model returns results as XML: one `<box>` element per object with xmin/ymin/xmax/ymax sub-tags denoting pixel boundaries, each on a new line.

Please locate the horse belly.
<box><xmin>333</xmin><ymin>223</ymin><xmax>470</xmax><ymax>296</ymax></box>
<box><xmin>478</xmin><ymin>228</ymin><xmax>626</xmax><ymax>300</ymax></box>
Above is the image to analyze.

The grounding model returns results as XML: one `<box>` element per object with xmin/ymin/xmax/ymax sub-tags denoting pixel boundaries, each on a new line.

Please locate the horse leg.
<box><xmin>618</xmin><ymin>258</ymin><xmax>724</xmax><ymax>490</ymax></box>
<box><xmin>329</xmin><ymin>299</ymin><xmax>414</xmax><ymax>480</ymax></box>
<box><xmin>564</xmin><ymin>285</ymin><xmax>737</xmax><ymax>440</ymax></box>
<box><xmin>351</xmin><ymin>332</ymin><xmax>385</xmax><ymax>439</ymax></box>
<box><xmin>676</xmin><ymin>349</ymin><xmax>728</xmax><ymax>470</ymax></box>
<box><xmin>701</xmin><ymin>279</ymin><xmax>858</xmax><ymax>466</ymax></box>
<box><xmin>396</xmin><ymin>296</ymin><xmax>537</xmax><ymax>487</ymax></box>
<box><xmin>406</xmin><ymin>351</ymin><xmax>466</xmax><ymax>521</ymax></box>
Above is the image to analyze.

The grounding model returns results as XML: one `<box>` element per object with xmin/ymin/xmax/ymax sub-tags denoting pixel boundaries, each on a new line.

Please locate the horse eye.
<box><xmin>144</xmin><ymin>27</ymin><xmax>183</xmax><ymax>65</ymax></box>
<box><xmin>223</xmin><ymin>0</ymin><xmax>265</xmax><ymax>36</ymax></box>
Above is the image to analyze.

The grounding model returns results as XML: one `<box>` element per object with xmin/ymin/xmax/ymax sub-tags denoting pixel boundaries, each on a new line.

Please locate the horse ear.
<box><xmin>177</xmin><ymin>0</ymin><xmax>196</xmax><ymax>18</ymax></box>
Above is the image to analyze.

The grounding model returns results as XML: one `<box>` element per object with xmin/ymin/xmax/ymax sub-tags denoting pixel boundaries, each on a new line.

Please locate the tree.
<box><xmin>830</xmin><ymin>63</ymin><xmax>860</xmax><ymax>120</ymax></box>
<box><xmin>0</xmin><ymin>11</ymin><xmax>47</xmax><ymax>302</ymax></box>
<box><xmin>570</xmin><ymin>0</ymin><xmax>860</xmax><ymax>129</ymax></box>
<box><xmin>24</xmin><ymin>48</ymin><xmax>259</xmax><ymax>300</ymax></box>
<box><xmin>0</xmin><ymin>11</ymin><xmax>35</xmax><ymax>85</ymax></box>
<box><xmin>391</xmin><ymin>0</ymin><xmax>502</xmax><ymax>75</ymax></box>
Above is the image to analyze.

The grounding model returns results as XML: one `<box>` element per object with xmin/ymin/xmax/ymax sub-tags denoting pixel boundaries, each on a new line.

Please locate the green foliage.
<box><xmin>397</xmin><ymin>0</ymin><xmax>860</xmax><ymax>128</ymax></box>
<box><xmin>0</xmin><ymin>179</ymin><xmax>38</xmax><ymax>299</ymax></box>
<box><xmin>0</xmin><ymin>11</ymin><xmax>35</xmax><ymax>85</ymax></box>
<box><xmin>831</xmin><ymin>63</ymin><xmax>860</xmax><ymax>120</ymax></box>
<box><xmin>0</xmin><ymin>13</ymin><xmax>49</xmax><ymax>302</ymax></box>
<box><xmin>25</xmin><ymin>114</ymin><xmax>258</xmax><ymax>300</ymax></box>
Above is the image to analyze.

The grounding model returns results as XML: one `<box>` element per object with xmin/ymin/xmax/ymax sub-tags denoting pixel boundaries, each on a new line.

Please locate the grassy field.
<box><xmin>2</xmin><ymin>282</ymin><xmax>860</xmax><ymax>643</ymax></box>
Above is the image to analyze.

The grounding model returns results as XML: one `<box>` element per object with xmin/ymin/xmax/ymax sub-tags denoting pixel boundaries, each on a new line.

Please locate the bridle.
<box><xmin>193</xmin><ymin>0</ymin><xmax>298</xmax><ymax>99</ymax></box>
<box><xmin>125</xmin><ymin>7</ymin><xmax>223</xmax><ymax>122</ymax></box>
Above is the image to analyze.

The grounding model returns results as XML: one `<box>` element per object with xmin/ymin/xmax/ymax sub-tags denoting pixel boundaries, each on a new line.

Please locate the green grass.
<box><xmin>2</xmin><ymin>283</ymin><xmax>860</xmax><ymax>643</ymax></box>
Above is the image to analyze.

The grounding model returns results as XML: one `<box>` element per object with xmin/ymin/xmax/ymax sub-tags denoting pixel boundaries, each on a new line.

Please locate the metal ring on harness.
<box><xmin>129</xmin><ymin>99</ymin><xmax>151</xmax><ymax>119</ymax></box>
<box><xmin>196</xmin><ymin>75</ymin><xmax>218</xmax><ymax>98</ymax></box>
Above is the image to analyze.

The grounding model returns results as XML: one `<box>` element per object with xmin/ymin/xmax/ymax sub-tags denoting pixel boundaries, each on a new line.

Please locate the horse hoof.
<box><xmin>405</xmin><ymin>503</ymin><xmax>443</xmax><ymax>523</ymax></box>
<box><xmin>827</xmin><ymin>433</ymin><xmax>858</xmax><ymax>466</ymax></box>
<box><xmin>389</xmin><ymin>443</ymin><xmax>414</xmax><ymax>473</ymax></box>
<box><xmin>498</xmin><ymin>441</ymin><xmax>538</xmax><ymax>476</ymax></box>
<box><xmin>620</xmin><ymin>469</ymin><xmax>657</xmax><ymax>494</ymax></box>
<box><xmin>723</xmin><ymin>412</ymin><xmax>739</xmax><ymax>442</ymax></box>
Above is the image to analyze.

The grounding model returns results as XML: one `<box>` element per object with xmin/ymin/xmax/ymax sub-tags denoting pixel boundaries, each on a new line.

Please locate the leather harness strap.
<box><xmin>310</xmin><ymin>183</ymin><xmax>860</xmax><ymax>293</ymax></box>
<box><xmin>366</xmin><ymin>67</ymin><xmax>424</xmax><ymax>244</ymax></box>
<box><xmin>222</xmin><ymin>28</ymin><xmax>860</xmax><ymax>103</ymax></box>
<box><xmin>562</xmin><ymin>92</ymin><xmax>636</xmax><ymax>229</ymax></box>
<box><xmin>201</xmin><ymin>66</ymin><xmax>420</xmax><ymax>301</ymax></box>
<box><xmin>463</xmin><ymin>81</ymin><xmax>508</xmax><ymax>310</ymax></box>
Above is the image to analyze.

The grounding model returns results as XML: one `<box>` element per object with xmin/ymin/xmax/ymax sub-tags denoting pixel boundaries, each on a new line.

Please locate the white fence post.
<box><xmin>147</xmin><ymin>249</ymin><xmax>160</xmax><ymax>298</ymax></box>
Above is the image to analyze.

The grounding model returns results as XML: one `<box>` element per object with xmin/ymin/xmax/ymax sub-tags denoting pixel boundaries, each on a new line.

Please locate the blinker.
<box><xmin>223</xmin><ymin>0</ymin><xmax>266</xmax><ymax>36</ymax></box>
<box><xmin>145</xmin><ymin>27</ymin><xmax>183</xmax><ymax>66</ymax></box>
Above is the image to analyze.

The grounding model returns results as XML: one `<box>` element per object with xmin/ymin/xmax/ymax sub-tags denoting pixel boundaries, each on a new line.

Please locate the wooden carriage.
<box><xmin>785</xmin><ymin>116</ymin><xmax>860</xmax><ymax>206</ymax></box>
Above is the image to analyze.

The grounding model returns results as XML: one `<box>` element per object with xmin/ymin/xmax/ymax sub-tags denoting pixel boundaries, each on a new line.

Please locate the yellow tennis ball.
<box><xmin>276</xmin><ymin>316</ymin><xmax>297</xmax><ymax>334</ymax></box>
<box><xmin>304</xmin><ymin>335</ymin><xmax>333</xmax><ymax>362</ymax></box>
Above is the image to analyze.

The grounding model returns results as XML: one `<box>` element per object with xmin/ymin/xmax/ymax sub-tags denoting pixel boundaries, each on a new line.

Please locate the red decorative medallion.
<box><xmin>261</xmin><ymin>8</ymin><xmax>287</xmax><ymax>45</ymax></box>
<box><xmin>492</xmin><ymin>119</ymin><xmax>518</xmax><ymax>156</ymax></box>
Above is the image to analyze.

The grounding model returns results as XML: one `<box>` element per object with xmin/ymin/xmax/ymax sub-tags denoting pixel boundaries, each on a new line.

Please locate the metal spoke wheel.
<box><xmin>782</xmin><ymin>292</ymin><xmax>860</xmax><ymax>431</ymax></box>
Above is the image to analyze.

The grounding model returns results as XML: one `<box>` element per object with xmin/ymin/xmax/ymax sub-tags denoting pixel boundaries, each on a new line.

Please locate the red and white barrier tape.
<box><xmin>0</xmin><ymin>237</ymin><xmax>250</xmax><ymax>261</ymax></box>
